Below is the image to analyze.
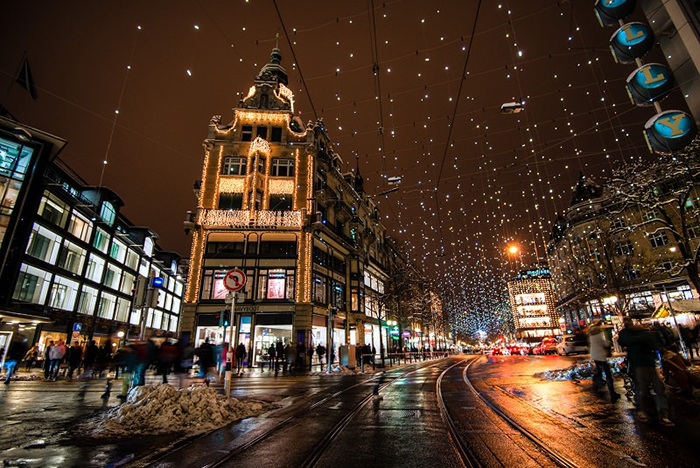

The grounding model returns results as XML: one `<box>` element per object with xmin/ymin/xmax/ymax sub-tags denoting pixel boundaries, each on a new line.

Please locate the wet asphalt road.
<box><xmin>2</xmin><ymin>355</ymin><xmax>699</xmax><ymax>467</ymax></box>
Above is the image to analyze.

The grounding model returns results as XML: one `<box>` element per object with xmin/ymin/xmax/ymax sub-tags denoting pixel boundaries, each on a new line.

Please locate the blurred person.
<box><xmin>43</xmin><ymin>340</ymin><xmax>54</xmax><ymax>379</ymax></box>
<box><xmin>316</xmin><ymin>343</ymin><xmax>325</xmax><ymax>367</ymax></box>
<box><xmin>267</xmin><ymin>343</ymin><xmax>276</xmax><ymax>371</ymax></box>
<box><xmin>285</xmin><ymin>341</ymin><xmax>295</xmax><ymax>372</ymax></box>
<box><xmin>48</xmin><ymin>339</ymin><xmax>67</xmax><ymax>380</ymax></box>
<box><xmin>4</xmin><ymin>335</ymin><xmax>28</xmax><ymax>385</ymax></box>
<box><xmin>83</xmin><ymin>340</ymin><xmax>99</xmax><ymax>378</ymax></box>
<box><xmin>158</xmin><ymin>339</ymin><xmax>178</xmax><ymax>384</ymax></box>
<box><xmin>95</xmin><ymin>341</ymin><xmax>113</xmax><ymax>378</ymax></box>
<box><xmin>618</xmin><ymin>317</ymin><xmax>673</xmax><ymax>426</ymax></box>
<box><xmin>275</xmin><ymin>340</ymin><xmax>284</xmax><ymax>372</ymax></box>
<box><xmin>195</xmin><ymin>338</ymin><xmax>215</xmax><ymax>385</ymax></box>
<box><xmin>307</xmin><ymin>344</ymin><xmax>314</xmax><ymax>370</ymax></box>
<box><xmin>589</xmin><ymin>319</ymin><xmax>620</xmax><ymax>402</ymax></box>
<box><xmin>23</xmin><ymin>345</ymin><xmax>38</xmax><ymax>371</ymax></box>
<box><xmin>235</xmin><ymin>342</ymin><xmax>246</xmax><ymax>374</ymax></box>
<box><xmin>66</xmin><ymin>341</ymin><xmax>83</xmax><ymax>380</ymax></box>
<box><xmin>661</xmin><ymin>345</ymin><xmax>700</xmax><ymax>397</ymax></box>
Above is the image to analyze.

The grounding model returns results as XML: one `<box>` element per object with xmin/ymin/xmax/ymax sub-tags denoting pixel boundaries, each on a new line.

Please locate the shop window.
<box><xmin>313</xmin><ymin>274</ymin><xmax>327</xmax><ymax>304</ymax></box>
<box><xmin>100</xmin><ymin>202</ymin><xmax>116</xmax><ymax>226</ymax></box>
<box><xmin>270</xmin><ymin>127</ymin><xmax>283</xmax><ymax>142</ymax></box>
<box><xmin>38</xmin><ymin>192</ymin><xmax>70</xmax><ymax>228</ymax></box>
<box><xmin>241</xmin><ymin>125</ymin><xmax>253</xmax><ymax>142</ymax></box>
<box><xmin>93</xmin><ymin>227</ymin><xmax>110</xmax><ymax>253</ymax></box>
<box><xmin>48</xmin><ymin>275</ymin><xmax>79</xmax><ymax>311</ymax></box>
<box><xmin>125</xmin><ymin>248</ymin><xmax>139</xmax><ymax>270</ymax></box>
<box><xmin>256</xmin><ymin>126</ymin><xmax>268</xmax><ymax>139</ymax></box>
<box><xmin>258</xmin><ymin>269</ymin><xmax>295</xmax><ymax>300</ymax></box>
<box><xmin>109</xmin><ymin>239</ymin><xmax>127</xmax><ymax>263</ymax></box>
<box><xmin>77</xmin><ymin>285</ymin><xmax>98</xmax><ymax>315</ymax></box>
<box><xmin>222</xmin><ymin>157</ymin><xmax>247</xmax><ymax>175</ymax></box>
<box><xmin>57</xmin><ymin>240</ymin><xmax>87</xmax><ymax>275</ymax></box>
<box><xmin>97</xmin><ymin>292</ymin><xmax>116</xmax><ymax>319</ymax></box>
<box><xmin>271</xmin><ymin>158</ymin><xmax>294</xmax><ymax>177</ymax></box>
<box><xmin>269</xmin><ymin>194</ymin><xmax>293</xmax><ymax>211</ymax></box>
<box><xmin>25</xmin><ymin>223</ymin><xmax>61</xmax><ymax>264</ymax></box>
<box><xmin>13</xmin><ymin>263</ymin><xmax>51</xmax><ymax>304</ymax></box>
<box><xmin>331</xmin><ymin>281</ymin><xmax>345</xmax><ymax>309</ymax></box>
<box><xmin>85</xmin><ymin>254</ymin><xmax>106</xmax><ymax>283</ymax></box>
<box><xmin>206</xmin><ymin>241</ymin><xmax>245</xmax><ymax>257</ymax></box>
<box><xmin>67</xmin><ymin>212</ymin><xmax>93</xmax><ymax>242</ymax></box>
<box><xmin>104</xmin><ymin>263</ymin><xmax>122</xmax><ymax>290</ymax></box>
<box><xmin>260</xmin><ymin>241</ymin><xmax>296</xmax><ymax>258</ymax></box>
<box><xmin>218</xmin><ymin>192</ymin><xmax>243</xmax><ymax>211</ymax></box>
<box><xmin>114</xmin><ymin>297</ymin><xmax>130</xmax><ymax>322</ymax></box>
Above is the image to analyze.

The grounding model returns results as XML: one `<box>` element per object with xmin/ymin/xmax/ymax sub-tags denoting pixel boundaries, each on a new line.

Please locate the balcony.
<box><xmin>198</xmin><ymin>209</ymin><xmax>303</xmax><ymax>229</ymax></box>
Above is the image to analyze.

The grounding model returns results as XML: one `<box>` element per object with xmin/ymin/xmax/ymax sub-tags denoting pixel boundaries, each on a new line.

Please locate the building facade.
<box><xmin>506</xmin><ymin>267</ymin><xmax>561</xmax><ymax>342</ymax></box>
<box><xmin>547</xmin><ymin>173</ymin><xmax>698</xmax><ymax>332</ymax></box>
<box><xmin>0</xmin><ymin>116</ymin><xmax>185</xmax><ymax>358</ymax></box>
<box><xmin>182</xmin><ymin>49</ymin><xmax>393</xmax><ymax>366</ymax></box>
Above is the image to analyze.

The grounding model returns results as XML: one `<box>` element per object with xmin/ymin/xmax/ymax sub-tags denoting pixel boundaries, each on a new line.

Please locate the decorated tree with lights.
<box><xmin>606</xmin><ymin>139</ymin><xmax>700</xmax><ymax>295</ymax></box>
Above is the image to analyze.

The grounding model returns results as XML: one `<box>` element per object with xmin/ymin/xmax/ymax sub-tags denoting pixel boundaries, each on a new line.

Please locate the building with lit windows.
<box><xmin>0</xmin><ymin>116</ymin><xmax>185</xmax><ymax>355</ymax></box>
<box><xmin>182</xmin><ymin>49</ymin><xmax>393</xmax><ymax>366</ymax></box>
<box><xmin>506</xmin><ymin>267</ymin><xmax>561</xmax><ymax>343</ymax></box>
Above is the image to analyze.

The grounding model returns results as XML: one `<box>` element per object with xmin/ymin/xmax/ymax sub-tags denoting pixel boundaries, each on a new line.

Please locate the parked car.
<box><xmin>534</xmin><ymin>337</ymin><xmax>557</xmax><ymax>355</ymax></box>
<box><xmin>557</xmin><ymin>334</ymin><xmax>589</xmax><ymax>356</ymax></box>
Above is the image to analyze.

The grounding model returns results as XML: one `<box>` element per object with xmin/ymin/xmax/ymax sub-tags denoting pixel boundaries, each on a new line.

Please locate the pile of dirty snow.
<box><xmin>84</xmin><ymin>384</ymin><xmax>272</xmax><ymax>437</ymax></box>
<box><xmin>534</xmin><ymin>357</ymin><xmax>626</xmax><ymax>381</ymax></box>
<box><xmin>310</xmin><ymin>365</ymin><xmax>368</xmax><ymax>375</ymax></box>
<box><xmin>0</xmin><ymin>373</ymin><xmax>44</xmax><ymax>381</ymax></box>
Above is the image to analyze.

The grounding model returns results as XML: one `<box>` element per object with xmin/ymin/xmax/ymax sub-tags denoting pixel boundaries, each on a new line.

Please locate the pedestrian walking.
<box><xmin>268</xmin><ymin>343</ymin><xmax>277</xmax><ymax>371</ymax></box>
<box><xmin>195</xmin><ymin>338</ymin><xmax>215</xmax><ymax>385</ymax></box>
<box><xmin>275</xmin><ymin>340</ymin><xmax>284</xmax><ymax>372</ymax></box>
<box><xmin>23</xmin><ymin>346</ymin><xmax>38</xmax><ymax>371</ymax></box>
<box><xmin>48</xmin><ymin>339</ymin><xmax>67</xmax><ymax>380</ymax></box>
<box><xmin>618</xmin><ymin>317</ymin><xmax>674</xmax><ymax>426</ymax></box>
<box><xmin>3</xmin><ymin>335</ymin><xmax>28</xmax><ymax>385</ymax></box>
<box><xmin>285</xmin><ymin>342</ymin><xmax>295</xmax><ymax>372</ymax></box>
<box><xmin>66</xmin><ymin>341</ymin><xmax>83</xmax><ymax>379</ymax></box>
<box><xmin>83</xmin><ymin>340</ymin><xmax>99</xmax><ymax>378</ymax></box>
<box><xmin>43</xmin><ymin>340</ymin><xmax>54</xmax><ymax>379</ymax></box>
<box><xmin>236</xmin><ymin>342</ymin><xmax>246</xmax><ymax>374</ymax></box>
<box><xmin>307</xmin><ymin>343</ymin><xmax>314</xmax><ymax>370</ymax></box>
<box><xmin>316</xmin><ymin>343</ymin><xmax>326</xmax><ymax>367</ymax></box>
<box><xmin>589</xmin><ymin>319</ymin><xmax>620</xmax><ymax>402</ymax></box>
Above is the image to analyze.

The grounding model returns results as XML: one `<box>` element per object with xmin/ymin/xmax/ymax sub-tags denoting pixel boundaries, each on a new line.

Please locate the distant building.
<box><xmin>506</xmin><ymin>267</ymin><xmax>561</xmax><ymax>342</ymax></box>
<box><xmin>0</xmin><ymin>116</ymin><xmax>184</xmax><ymax>356</ymax></box>
<box><xmin>182</xmin><ymin>49</ymin><xmax>393</xmax><ymax>366</ymax></box>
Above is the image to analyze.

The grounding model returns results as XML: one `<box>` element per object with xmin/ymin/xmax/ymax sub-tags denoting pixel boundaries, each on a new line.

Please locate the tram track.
<box><xmin>137</xmin><ymin>357</ymin><xmax>449</xmax><ymax>468</ymax></box>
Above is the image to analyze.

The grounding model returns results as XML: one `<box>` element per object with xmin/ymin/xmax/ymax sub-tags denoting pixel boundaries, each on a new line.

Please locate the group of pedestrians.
<box><xmin>592</xmin><ymin>317</ymin><xmax>700</xmax><ymax>427</ymax></box>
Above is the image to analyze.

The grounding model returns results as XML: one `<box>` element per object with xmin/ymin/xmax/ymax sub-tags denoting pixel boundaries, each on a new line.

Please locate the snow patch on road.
<box><xmin>83</xmin><ymin>384</ymin><xmax>273</xmax><ymax>437</ymax></box>
<box><xmin>534</xmin><ymin>357</ymin><xmax>626</xmax><ymax>381</ymax></box>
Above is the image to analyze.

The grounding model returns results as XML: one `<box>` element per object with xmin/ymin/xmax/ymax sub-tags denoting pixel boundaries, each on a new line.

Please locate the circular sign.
<box><xmin>595</xmin><ymin>0</ymin><xmax>636</xmax><ymax>27</ymax></box>
<box><xmin>610</xmin><ymin>22</ymin><xmax>654</xmax><ymax>64</ymax></box>
<box><xmin>223</xmin><ymin>268</ymin><xmax>247</xmax><ymax>292</ymax></box>
<box><xmin>626</xmin><ymin>63</ymin><xmax>674</xmax><ymax>106</ymax></box>
<box><xmin>644</xmin><ymin>110</ymin><xmax>697</xmax><ymax>155</ymax></box>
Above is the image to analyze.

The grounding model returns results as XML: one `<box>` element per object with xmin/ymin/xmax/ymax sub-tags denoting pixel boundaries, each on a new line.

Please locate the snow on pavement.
<box><xmin>83</xmin><ymin>384</ymin><xmax>274</xmax><ymax>437</ymax></box>
<box><xmin>534</xmin><ymin>357</ymin><xmax>626</xmax><ymax>381</ymax></box>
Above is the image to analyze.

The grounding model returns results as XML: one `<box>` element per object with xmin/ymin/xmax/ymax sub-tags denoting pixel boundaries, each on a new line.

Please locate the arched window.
<box><xmin>100</xmin><ymin>201</ymin><xmax>116</xmax><ymax>226</ymax></box>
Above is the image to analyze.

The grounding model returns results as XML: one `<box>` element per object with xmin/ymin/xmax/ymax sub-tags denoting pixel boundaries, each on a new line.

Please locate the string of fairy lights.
<box><xmin>9</xmin><ymin>0</ymin><xmax>686</xmax><ymax>342</ymax></box>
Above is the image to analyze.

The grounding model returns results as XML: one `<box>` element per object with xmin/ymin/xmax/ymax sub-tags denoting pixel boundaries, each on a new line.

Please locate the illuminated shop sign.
<box><xmin>626</xmin><ymin>63</ymin><xmax>674</xmax><ymax>106</ymax></box>
<box><xmin>595</xmin><ymin>0</ymin><xmax>635</xmax><ymax>27</ymax></box>
<box><xmin>644</xmin><ymin>110</ymin><xmax>698</xmax><ymax>155</ymax></box>
<box><xmin>610</xmin><ymin>22</ymin><xmax>653</xmax><ymax>64</ymax></box>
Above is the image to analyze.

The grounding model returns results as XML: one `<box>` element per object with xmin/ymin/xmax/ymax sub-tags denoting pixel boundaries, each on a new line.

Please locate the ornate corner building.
<box><xmin>182</xmin><ymin>49</ymin><xmax>393</xmax><ymax>365</ymax></box>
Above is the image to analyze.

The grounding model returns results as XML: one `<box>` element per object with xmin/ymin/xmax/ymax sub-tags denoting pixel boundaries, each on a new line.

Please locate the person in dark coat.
<box><xmin>83</xmin><ymin>340</ymin><xmax>99</xmax><ymax>377</ymax></box>
<box><xmin>235</xmin><ymin>342</ymin><xmax>246</xmax><ymax>374</ymax></box>
<box><xmin>195</xmin><ymin>338</ymin><xmax>215</xmax><ymax>384</ymax></box>
<box><xmin>307</xmin><ymin>344</ymin><xmax>314</xmax><ymax>370</ymax></box>
<box><xmin>618</xmin><ymin>318</ymin><xmax>673</xmax><ymax>426</ymax></box>
<box><xmin>275</xmin><ymin>340</ymin><xmax>284</xmax><ymax>372</ymax></box>
<box><xmin>43</xmin><ymin>340</ymin><xmax>54</xmax><ymax>379</ymax></box>
<box><xmin>268</xmin><ymin>343</ymin><xmax>277</xmax><ymax>371</ymax></box>
<box><xmin>4</xmin><ymin>335</ymin><xmax>28</xmax><ymax>385</ymax></box>
<box><xmin>316</xmin><ymin>344</ymin><xmax>326</xmax><ymax>367</ymax></box>
<box><xmin>66</xmin><ymin>341</ymin><xmax>83</xmax><ymax>379</ymax></box>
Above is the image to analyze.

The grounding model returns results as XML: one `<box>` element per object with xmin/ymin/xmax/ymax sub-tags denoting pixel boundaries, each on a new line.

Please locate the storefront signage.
<box><xmin>626</xmin><ymin>63</ymin><xmax>674</xmax><ymax>106</ymax></box>
<box><xmin>644</xmin><ymin>110</ymin><xmax>697</xmax><ymax>155</ymax></box>
<box><xmin>595</xmin><ymin>0</ymin><xmax>635</xmax><ymax>27</ymax></box>
<box><xmin>610</xmin><ymin>22</ymin><xmax>653</xmax><ymax>64</ymax></box>
<box><xmin>236</xmin><ymin>305</ymin><xmax>260</xmax><ymax>313</ymax></box>
<box><xmin>73</xmin><ymin>323</ymin><xmax>82</xmax><ymax>332</ymax></box>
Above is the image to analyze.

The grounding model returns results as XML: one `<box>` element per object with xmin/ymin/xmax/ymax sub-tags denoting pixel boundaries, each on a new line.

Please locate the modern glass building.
<box><xmin>0</xmin><ymin>116</ymin><xmax>185</xmax><ymax>357</ymax></box>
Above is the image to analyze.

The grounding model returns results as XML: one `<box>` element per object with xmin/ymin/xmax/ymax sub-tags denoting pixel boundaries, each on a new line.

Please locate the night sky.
<box><xmin>1</xmin><ymin>1</ymin><xmax>689</xmax><ymax>337</ymax></box>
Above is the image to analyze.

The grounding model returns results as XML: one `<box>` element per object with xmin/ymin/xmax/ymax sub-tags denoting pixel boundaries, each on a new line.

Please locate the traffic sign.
<box><xmin>223</xmin><ymin>268</ymin><xmax>246</xmax><ymax>292</ymax></box>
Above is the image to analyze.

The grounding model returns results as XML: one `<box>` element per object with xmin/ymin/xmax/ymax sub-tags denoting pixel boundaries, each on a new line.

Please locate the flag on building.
<box><xmin>15</xmin><ymin>56</ymin><xmax>37</xmax><ymax>100</ymax></box>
